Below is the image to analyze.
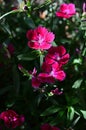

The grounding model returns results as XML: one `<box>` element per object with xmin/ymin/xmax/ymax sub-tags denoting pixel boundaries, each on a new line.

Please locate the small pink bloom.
<box><xmin>7</xmin><ymin>44</ymin><xmax>15</xmax><ymax>55</ymax></box>
<box><xmin>41</xmin><ymin>123</ymin><xmax>60</xmax><ymax>130</ymax></box>
<box><xmin>41</xmin><ymin>62</ymin><xmax>66</xmax><ymax>81</ymax></box>
<box><xmin>31</xmin><ymin>68</ymin><xmax>41</xmax><ymax>88</ymax></box>
<box><xmin>56</xmin><ymin>3</ymin><xmax>76</xmax><ymax>18</ymax></box>
<box><xmin>18</xmin><ymin>64</ymin><xmax>23</xmax><ymax>70</ymax></box>
<box><xmin>45</xmin><ymin>46</ymin><xmax>70</xmax><ymax>67</ymax></box>
<box><xmin>26</xmin><ymin>26</ymin><xmax>55</xmax><ymax>50</ymax></box>
<box><xmin>83</xmin><ymin>3</ymin><xmax>86</xmax><ymax>12</ymax></box>
<box><xmin>0</xmin><ymin>110</ymin><xmax>25</xmax><ymax>128</ymax></box>
<box><xmin>38</xmin><ymin>73</ymin><xmax>55</xmax><ymax>83</ymax></box>
<box><xmin>51</xmin><ymin>88</ymin><xmax>63</xmax><ymax>95</ymax></box>
<box><xmin>41</xmin><ymin>124</ymin><xmax>51</xmax><ymax>130</ymax></box>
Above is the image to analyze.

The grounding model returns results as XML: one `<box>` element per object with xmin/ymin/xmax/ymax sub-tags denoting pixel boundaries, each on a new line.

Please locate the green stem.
<box><xmin>0</xmin><ymin>9</ymin><xmax>23</xmax><ymax>20</ymax></box>
<box><xmin>33</xmin><ymin>0</ymin><xmax>51</xmax><ymax>11</ymax></box>
<box><xmin>37</xmin><ymin>50</ymin><xmax>44</xmax><ymax>67</ymax></box>
<box><xmin>40</xmin><ymin>53</ymin><xmax>44</xmax><ymax>67</ymax></box>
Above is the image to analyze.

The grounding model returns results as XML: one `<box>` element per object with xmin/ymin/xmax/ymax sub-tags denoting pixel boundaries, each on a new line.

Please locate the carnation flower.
<box><xmin>31</xmin><ymin>68</ymin><xmax>41</xmax><ymax>88</ymax></box>
<box><xmin>56</xmin><ymin>3</ymin><xmax>76</xmax><ymax>18</ymax></box>
<box><xmin>26</xmin><ymin>26</ymin><xmax>55</xmax><ymax>50</ymax></box>
<box><xmin>45</xmin><ymin>45</ymin><xmax>70</xmax><ymax>67</ymax></box>
<box><xmin>41</xmin><ymin>123</ymin><xmax>60</xmax><ymax>130</ymax></box>
<box><xmin>0</xmin><ymin>110</ymin><xmax>25</xmax><ymax>128</ymax></box>
<box><xmin>40</xmin><ymin>62</ymin><xmax>66</xmax><ymax>81</ymax></box>
<box><xmin>7</xmin><ymin>43</ymin><xmax>15</xmax><ymax>55</ymax></box>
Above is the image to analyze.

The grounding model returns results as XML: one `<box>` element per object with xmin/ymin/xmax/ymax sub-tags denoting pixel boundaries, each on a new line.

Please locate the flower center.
<box><xmin>37</xmin><ymin>34</ymin><xmax>44</xmax><ymax>44</ymax></box>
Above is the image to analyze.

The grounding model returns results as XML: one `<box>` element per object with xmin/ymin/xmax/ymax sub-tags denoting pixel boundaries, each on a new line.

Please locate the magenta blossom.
<box><xmin>45</xmin><ymin>45</ymin><xmax>70</xmax><ymax>67</ymax></box>
<box><xmin>7</xmin><ymin>43</ymin><xmax>15</xmax><ymax>55</ymax></box>
<box><xmin>31</xmin><ymin>68</ymin><xmax>41</xmax><ymax>88</ymax></box>
<box><xmin>51</xmin><ymin>88</ymin><xmax>63</xmax><ymax>95</ymax></box>
<box><xmin>56</xmin><ymin>3</ymin><xmax>76</xmax><ymax>18</ymax></box>
<box><xmin>40</xmin><ymin>62</ymin><xmax>66</xmax><ymax>81</ymax></box>
<box><xmin>26</xmin><ymin>26</ymin><xmax>55</xmax><ymax>50</ymax></box>
<box><xmin>18</xmin><ymin>64</ymin><xmax>23</xmax><ymax>70</ymax></box>
<box><xmin>41</xmin><ymin>123</ymin><xmax>60</xmax><ymax>130</ymax></box>
<box><xmin>83</xmin><ymin>3</ymin><xmax>86</xmax><ymax>12</ymax></box>
<box><xmin>38</xmin><ymin>73</ymin><xmax>55</xmax><ymax>84</ymax></box>
<box><xmin>0</xmin><ymin>110</ymin><xmax>25</xmax><ymax>128</ymax></box>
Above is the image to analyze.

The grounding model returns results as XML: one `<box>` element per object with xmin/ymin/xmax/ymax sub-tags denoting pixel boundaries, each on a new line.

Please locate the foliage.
<box><xmin>0</xmin><ymin>0</ymin><xmax>86</xmax><ymax>130</ymax></box>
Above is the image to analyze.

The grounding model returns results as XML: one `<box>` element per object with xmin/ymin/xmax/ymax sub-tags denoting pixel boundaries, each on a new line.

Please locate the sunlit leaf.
<box><xmin>40</xmin><ymin>106</ymin><xmax>61</xmax><ymax>116</ymax></box>
<box><xmin>72</xmin><ymin>79</ymin><xmax>83</xmax><ymax>89</ymax></box>
<box><xmin>80</xmin><ymin>110</ymin><xmax>86</xmax><ymax>119</ymax></box>
<box><xmin>67</xmin><ymin>106</ymin><xmax>75</xmax><ymax>121</ymax></box>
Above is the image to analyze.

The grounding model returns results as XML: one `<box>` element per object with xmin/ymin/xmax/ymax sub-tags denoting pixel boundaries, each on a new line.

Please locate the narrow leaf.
<box><xmin>40</xmin><ymin>106</ymin><xmax>61</xmax><ymax>116</ymax></box>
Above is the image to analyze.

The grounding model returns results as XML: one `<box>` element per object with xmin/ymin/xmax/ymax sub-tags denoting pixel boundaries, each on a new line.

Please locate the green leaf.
<box><xmin>72</xmin><ymin>79</ymin><xmax>83</xmax><ymax>89</ymax></box>
<box><xmin>52</xmin><ymin>41</ymin><xmax>57</xmax><ymax>46</ymax></box>
<box><xmin>72</xmin><ymin>116</ymin><xmax>80</xmax><ymax>127</ymax></box>
<box><xmin>24</xmin><ymin>17</ymin><xmax>35</xmax><ymax>28</ymax></box>
<box><xmin>80</xmin><ymin>110</ymin><xmax>86</xmax><ymax>119</ymax></box>
<box><xmin>17</xmin><ymin>52</ymin><xmax>37</xmax><ymax>61</ymax></box>
<box><xmin>73</xmin><ymin>58</ymin><xmax>82</xmax><ymax>64</ymax></box>
<box><xmin>40</xmin><ymin>106</ymin><xmax>61</xmax><ymax>116</ymax></box>
<box><xmin>67</xmin><ymin>106</ymin><xmax>75</xmax><ymax>121</ymax></box>
<box><xmin>0</xmin><ymin>86</ymin><xmax>12</xmax><ymax>95</ymax></box>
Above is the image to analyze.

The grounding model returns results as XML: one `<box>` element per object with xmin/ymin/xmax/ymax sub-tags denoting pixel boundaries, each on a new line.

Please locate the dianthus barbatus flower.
<box><xmin>51</xmin><ymin>88</ymin><xmax>63</xmax><ymax>95</ymax></box>
<box><xmin>0</xmin><ymin>110</ymin><xmax>25</xmax><ymax>128</ymax></box>
<box><xmin>41</xmin><ymin>123</ymin><xmax>60</xmax><ymax>130</ymax></box>
<box><xmin>39</xmin><ymin>62</ymin><xmax>66</xmax><ymax>81</ymax></box>
<box><xmin>45</xmin><ymin>45</ymin><xmax>70</xmax><ymax>67</ymax></box>
<box><xmin>26</xmin><ymin>26</ymin><xmax>55</xmax><ymax>50</ymax></box>
<box><xmin>56</xmin><ymin>3</ymin><xmax>76</xmax><ymax>19</ymax></box>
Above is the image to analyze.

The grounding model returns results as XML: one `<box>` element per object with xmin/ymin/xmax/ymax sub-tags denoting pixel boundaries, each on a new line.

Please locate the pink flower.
<box><xmin>45</xmin><ymin>46</ymin><xmax>70</xmax><ymax>67</ymax></box>
<box><xmin>51</xmin><ymin>88</ymin><xmax>63</xmax><ymax>95</ymax></box>
<box><xmin>0</xmin><ymin>110</ymin><xmax>25</xmax><ymax>128</ymax></box>
<box><xmin>18</xmin><ymin>64</ymin><xmax>23</xmax><ymax>70</ymax></box>
<box><xmin>41</xmin><ymin>123</ymin><xmax>60</xmax><ymax>130</ymax></box>
<box><xmin>7</xmin><ymin>43</ymin><xmax>15</xmax><ymax>55</ymax></box>
<box><xmin>38</xmin><ymin>73</ymin><xmax>55</xmax><ymax>83</ymax></box>
<box><xmin>83</xmin><ymin>3</ymin><xmax>86</xmax><ymax>12</ymax></box>
<box><xmin>31</xmin><ymin>68</ymin><xmax>41</xmax><ymax>88</ymax></box>
<box><xmin>56</xmin><ymin>3</ymin><xmax>76</xmax><ymax>18</ymax></box>
<box><xmin>40</xmin><ymin>62</ymin><xmax>66</xmax><ymax>81</ymax></box>
<box><xmin>26</xmin><ymin>26</ymin><xmax>55</xmax><ymax>50</ymax></box>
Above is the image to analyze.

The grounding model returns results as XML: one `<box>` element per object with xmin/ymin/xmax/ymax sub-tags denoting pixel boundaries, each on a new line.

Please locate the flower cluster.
<box><xmin>0</xmin><ymin>110</ymin><xmax>25</xmax><ymax>128</ymax></box>
<box><xmin>26</xmin><ymin>26</ymin><xmax>70</xmax><ymax>89</ymax></box>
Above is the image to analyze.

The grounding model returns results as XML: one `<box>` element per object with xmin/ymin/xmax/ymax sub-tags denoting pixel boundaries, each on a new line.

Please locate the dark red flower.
<box><xmin>41</xmin><ymin>123</ymin><xmax>60</xmax><ymax>130</ymax></box>
<box><xmin>0</xmin><ymin>110</ymin><xmax>25</xmax><ymax>128</ymax></box>
<box><xmin>26</xmin><ymin>26</ymin><xmax>55</xmax><ymax>50</ymax></box>
<box><xmin>31</xmin><ymin>68</ymin><xmax>41</xmax><ymax>88</ymax></box>
<box><xmin>45</xmin><ymin>46</ymin><xmax>70</xmax><ymax>67</ymax></box>
<box><xmin>40</xmin><ymin>62</ymin><xmax>66</xmax><ymax>81</ymax></box>
<box><xmin>51</xmin><ymin>88</ymin><xmax>63</xmax><ymax>95</ymax></box>
<box><xmin>56</xmin><ymin>3</ymin><xmax>76</xmax><ymax>19</ymax></box>
<box><xmin>38</xmin><ymin>73</ymin><xmax>55</xmax><ymax>83</ymax></box>
<box><xmin>7</xmin><ymin>43</ymin><xmax>15</xmax><ymax>55</ymax></box>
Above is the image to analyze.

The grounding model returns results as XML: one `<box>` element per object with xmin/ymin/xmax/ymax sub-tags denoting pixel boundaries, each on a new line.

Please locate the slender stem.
<box><xmin>33</xmin><ymin>0</ymin><xmax>51</xmax><ymax>11</ymax></box>
<box><xmin>0</xmin><ymin>9</ymin><xmax>23</xmax><ymax>20</ymax></box>
<box><xmin>40</xmin><ymin>53</ymin><xmax>44</xmax><ymax>67</ymax></box>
